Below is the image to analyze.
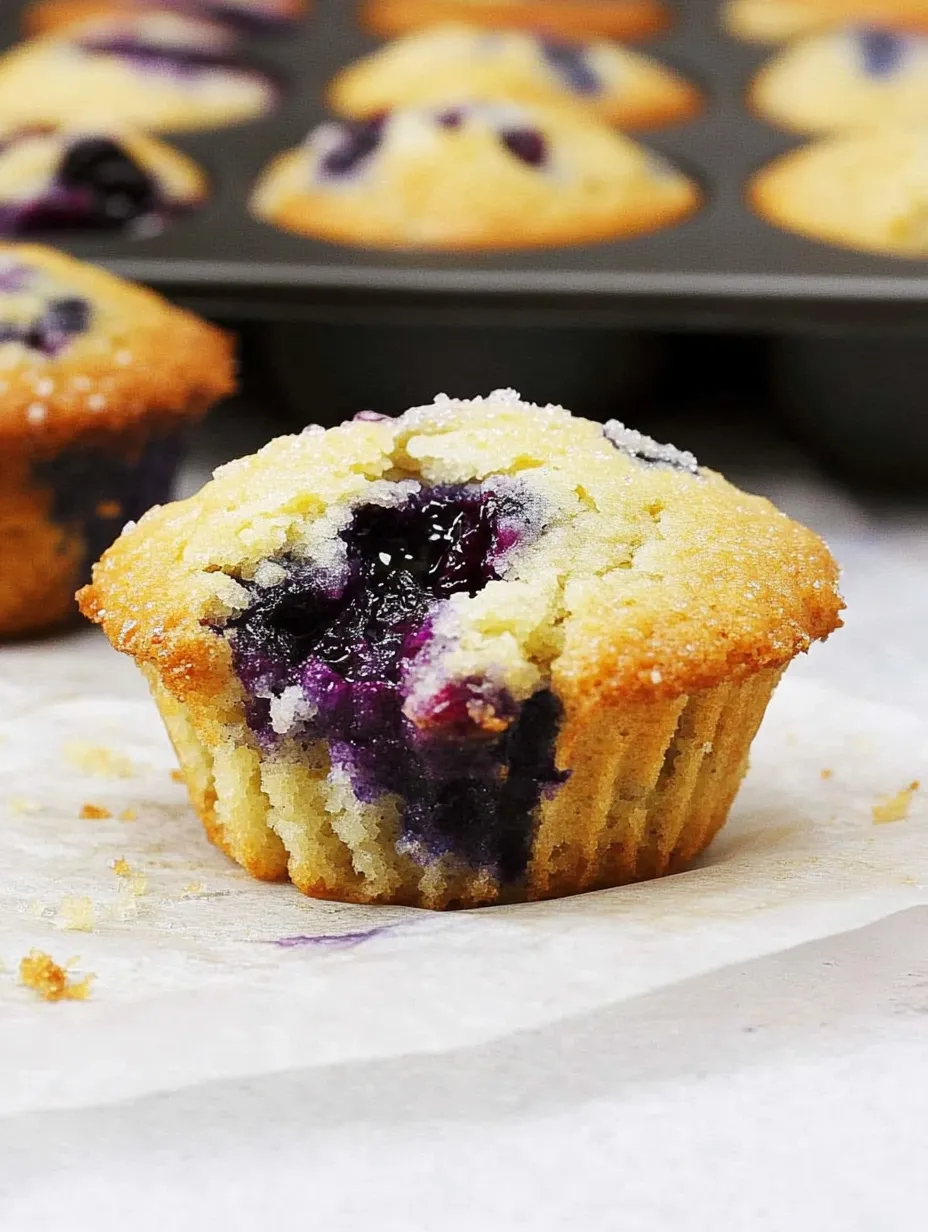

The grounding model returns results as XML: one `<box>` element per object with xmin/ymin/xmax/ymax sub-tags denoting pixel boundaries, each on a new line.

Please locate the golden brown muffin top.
<box><xmin>0</xmin><ymin>243</ymin><xmax>234</xmax><ymax>448</ymax></box>
<box><xmin>80</xmin><ymin>391</ymin><xmax>843</xmax><ymax>722</ymax></box>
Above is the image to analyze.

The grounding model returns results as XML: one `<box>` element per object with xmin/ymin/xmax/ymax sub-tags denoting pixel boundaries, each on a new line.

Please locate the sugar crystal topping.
<box><xmin>603</xmin><ymin>420</ymin><xmax>699</xmax><ymax>474</ymax></box>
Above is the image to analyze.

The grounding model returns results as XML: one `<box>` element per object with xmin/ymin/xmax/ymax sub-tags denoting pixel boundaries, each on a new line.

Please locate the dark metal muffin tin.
<box><xmin>3</xmin><ymin>0</ymin><xmax>927</xmax><ymax>481</ymax></box>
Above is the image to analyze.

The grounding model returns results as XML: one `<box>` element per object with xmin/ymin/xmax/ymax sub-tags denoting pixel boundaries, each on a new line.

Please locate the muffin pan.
<box><xmin>1</xmin><ymin>0</ymin><xmax>926</xmax><ymax>481</ymax></box>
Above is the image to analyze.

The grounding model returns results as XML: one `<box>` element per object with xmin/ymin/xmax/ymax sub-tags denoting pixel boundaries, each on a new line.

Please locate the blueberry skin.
<box><xmin>32</xmin><ymin>431</ymin><xmax>184</xmax><ymax>581</ymax></box>
<box><xmin>540</xmin><ymin>39</ymin><xmax>600</xmax><ymax>96</ymax></box>
<box><xmin>0</xmin><ymin>296</ymin><xmax>93</xmax><ymax>356</ymax></box>
<box><xmin>226</xmin><ymin>484</ymin><xmax>567</xmax><ymax>882</ymax></box>
<box><xmin>319</xmin><ymin>115</ymin><xmax>387</xmax><ymax>179</ymax></box>
<box><xmin>857</xmin><ymin>28</ymin><xmax>908</xmax><ymax>78</ymax></box>
<box><xmin>500</xmin><ymin>127</ymin><xmax>547</xmax><ymax>167</ymax></box>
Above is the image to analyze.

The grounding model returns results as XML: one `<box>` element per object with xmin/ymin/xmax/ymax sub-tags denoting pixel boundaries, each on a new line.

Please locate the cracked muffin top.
<box><xmin>80</xmin><ymin>389</ymin><xmax>843</xmax><ymax>732</ymax></box>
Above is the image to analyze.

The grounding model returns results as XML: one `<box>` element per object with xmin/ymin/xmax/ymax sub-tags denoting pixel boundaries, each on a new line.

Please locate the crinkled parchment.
<box><xmin>0</xmin><ymin>627</ymin><xmax>925</xmax><ymax>1121</ymax></box>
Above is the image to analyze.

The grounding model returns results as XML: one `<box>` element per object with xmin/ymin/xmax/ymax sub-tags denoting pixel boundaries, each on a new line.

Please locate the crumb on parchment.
<box><xmin>119</xmin><ymin>808</ymin><xmax>137</xmax><ymax>822</ymax></box>
<box><xmin>64</xmin><ymin>741</ymin><xmax>136</xmax><ymax>779</ymax></box>
<box><xmin>170</xmin><ymin>769</ymin><xmax>185</xmax><ymax>784</ymax></box>
<box><xmin>80</xmin><ymin>802</ymin><xmax>112</xmax><ymax>820</ymax></box>
<box><xmin>56</xmin><ymin>897</ymin><xmax>96</xmax><ymax>932</ymax></box>
<box><xmin>7</xmin><ymin>796</ymin><xmax>39</xmax><ymax>814</ymax></box>
<box><xmin>19</xmin><ymin>950</ymin><xmax>94</xmax><ymax>1002</ymax></box>
<box><xmin>873</xmin><ymin>781</ymin><xmax>921</xmax><ymax>825</ymax></box>
<box><xmin>820</xmin><ymin>768</ymin><xmax>834</xmax><ymax>780</ymax></box>
<box><xmin>112</xmin><ymin>858</ymin><xmax>148</xmax><ymax>896</ymax></box>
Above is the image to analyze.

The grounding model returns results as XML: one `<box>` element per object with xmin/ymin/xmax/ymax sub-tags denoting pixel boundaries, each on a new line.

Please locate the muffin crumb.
<box><xmin>119</xmin><ymin>807</ymin><xmax>138</xmax><ymax>822</ymax></box>
<box><xmin>80</xmin><ymin>802</ymin><xmax>112</xmax><ymax>819</ymax></box>
<box><xmin>820</xmin><ymin>768</ymin><xmax>833</xmax><ymax>780</ymax></box>
<box><xmin>112</xmin><ymin>857</ymin><xmax>148</xmax><ymax>896</ymax></box>
<box><xmin>56</xmin><ymin>896</ymin><xmax>96</xmax><ymax>932</ymax></box>
<box><xmin>65</xmin><ymin>742</ymin><xmax>136</xmax><ymax>779</ymax></box>
<box><xmin>872</xmin><ymin>781</ymin><xmax>920</xmax><ymax>825</ymax></box>
<box><xmin>19</xmin><ymin>950</ymin><xmax>94</xmax><ymax>1001</ymax></box>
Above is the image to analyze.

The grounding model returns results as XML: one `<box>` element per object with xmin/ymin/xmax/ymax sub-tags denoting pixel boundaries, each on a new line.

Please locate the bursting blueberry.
<box><xmin>500</xmin><ymin>127</ymin><xmax>547</xmax><ymax>167</ymax></box>
<box><xmin>857</xmin><ymin>28</ymin><xmax>908</xmax><ymax>78</ymax></box>
<box><xmin>226</xmin><ymin>484</ymin><xmax>565</xmax><ymax>880</ymax></box>
<box><xmin>540</xmin><ymin>39</ymin><xmax>600</xmax><ymax>96</ymax></box>
<box><xmin>320</xmin><ymin>115</ymin><xmax>387</xmax><ymax>178</ymax></box>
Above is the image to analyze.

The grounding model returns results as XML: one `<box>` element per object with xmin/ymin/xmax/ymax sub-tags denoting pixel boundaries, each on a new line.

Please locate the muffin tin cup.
<box><xmin>1</xmin><ymin>0</ymin><xmax>926</xmax><ymax>482</ymax></box>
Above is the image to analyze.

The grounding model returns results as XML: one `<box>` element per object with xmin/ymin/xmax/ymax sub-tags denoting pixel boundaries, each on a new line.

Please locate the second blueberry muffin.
<box><xmin>251</xmin><ymin>101</ymin><xmax>699</xmax><ymax>249</ymax></box>
<box><xmin>79</xmin><ymin>391</ymin><xmax>842</xmax><ymax>909</ymax></box>
<box><xmin>329</xmin><ymin>25</ymin><xmax>702</xmax><ymax>130</ymax></box>
<box><xmin>0</xmin><ymin>244</ymin><xmax>234</xmax><ymax>638</ymax></box>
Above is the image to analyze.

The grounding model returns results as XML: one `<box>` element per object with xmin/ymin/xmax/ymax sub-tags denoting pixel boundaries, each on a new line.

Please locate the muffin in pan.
<box><xmin>724</xmin><ymin>0</ymin><xmax>928</xmax><ymax>43</ymax></box>
<box><xmin>361</xmin><ymin>0</ymin><xmax>670</xmax><ymax>42</ymax></box>
<box><xmin>24</xmin><ymin>0</ymin><xmax>309</xmax><ymax>36</ymax></box>
<box><xmin>329</xmin><ymin>25</ymin><xmax>702</xmax><ymax>130</ymax></box>
<box><xmin>0</xmin><ymin>125</ymin><xmax>207</xmax><ymax>236</ymax></box>
<box><xmin>0</xmin><ymin>244</ymin><xmax>234</xmax><ymax>639</ymax></box>
<box><xmin>251</xmin><ymin>100</ymin><xmax>700</xmax><ymax>249</ymax></box>
<box><xmin>750</xmin><ymin>28</ymin><xmax>928</xmax><ymax>134</ymax></box>
<box><xmin>79</xmin><ymin>390</ymin><xmax>842</xmax><ymax>909</ymax></box>
<box><xmin>751</xmin><ymin>126</ymin><xmax>928</xmax><ymax>257</ymax></box>
<box><xmin>0</xmin><ymin>13</ymin><xmax>277</xmax><ymax>133</ymax></box>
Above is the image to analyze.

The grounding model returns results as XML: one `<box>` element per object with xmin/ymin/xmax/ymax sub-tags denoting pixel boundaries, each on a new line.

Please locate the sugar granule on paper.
<box><xmin>19</xmin><ymin>950</ymin><xmax>94</xmax><ymax>1002</ymax></box>
<box><xmin>872</xmin><ymin>780</ymin><xmax>921</xmax><ymax>825</ymax></box>
<box><xmin>56</xmin><ymin>897</ymin><xmax>96</xmax><ymax>932</ymax></box>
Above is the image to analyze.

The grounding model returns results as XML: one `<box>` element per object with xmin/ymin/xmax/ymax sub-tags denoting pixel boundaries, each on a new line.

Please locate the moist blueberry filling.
<box><xmin>540</xmin><ymin>39</ymin><xmax>600</xmax><ymax>96</ymax></box>
<box><xmin>33</xmin><ymin>432</ymin><xmax>183</xmax><ymax>580</ymax></box>
<box><xmin>0</xmin><ymin>138</ymin><xmax>169</xmax><ymax>235</ymax></box>
<box><xmin>319</xmin><ymin>115</ymin><xmax>387</xmax><ymax>178</ymax></box>
<box><xmin>0</xmin><ymin>296</ymin><xmax>91</xmax><ymax>356</ymax></box>
<box><xmin>225</xmin><ymin>484</ymin><xmax>566</xmax><ymax>881</ymax></box>
<box><xmin>500</xmin><ymin>127</ymin><xmax>547</xmax><ymax>167</ymax></box>
<box><xmin>857</xmin><ymin>28</ymin><xmax>908</xmax><ymax>77</ymax></box>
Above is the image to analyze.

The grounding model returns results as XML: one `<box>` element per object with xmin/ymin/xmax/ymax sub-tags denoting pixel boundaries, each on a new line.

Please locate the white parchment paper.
<box><xmin>1</xmin><ymin>433</ymin><xmax>927</xmax><ymax>1230</ymax></box>
<box><xmin>1</xmin><ymin>628</ymin><xmax>925</xmax><ymax>1125</ymax></box>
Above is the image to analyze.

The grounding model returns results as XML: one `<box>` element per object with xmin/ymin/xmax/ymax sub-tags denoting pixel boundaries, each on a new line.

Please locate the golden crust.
<box><xmin>0</xmin><ymin>244</ymin><xmax>235</xmax><ymax>450</ymax></box>
<box><xmin>24</xmin><ymin>0</ymin><xmax>309</xmax><ymax>35</ymax></box>
<box><xmin>252</xmin><ymin>101</ymin><xmax>699</xmax><ymax>251</ymax></box>
<box><xmin>725</xmin><ymin>0</ymin><xmax>928</xmax><ymax>43</ymax></box>
<box><xmin>750</xmin><ymin>129</ymin><xmax>928</xmax><ymax>258</ymax></box>
<box><xmin>80</xmin><ymin>391</ymin><xmax>842</xmax><ymax>726</ymax></box>
<box><xmin>361</xmin><ymin>0</ymin><xmax>670</xmax><ymax>42</ymax></box>
<box><xmin>328</xmin><ymin>24</ymin><xmax>702</xmax><ymax>131</ymax></box>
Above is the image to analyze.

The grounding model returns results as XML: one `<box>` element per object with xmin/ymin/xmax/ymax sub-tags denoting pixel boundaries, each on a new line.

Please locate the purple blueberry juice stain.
<box><xmin>33</xmin><ymin>432</ymin><xmax>184</xmax><ymax>580</ymax></box>
<box><xmin>500</xmin><ymin>128</ymin><xmax>547</xmax><ymax>168</ymax></box>
<box><xmin>225</xmin><ymin>484</ymin><xmax>566</xmax><ymax>883</ymax></box>
<box><xmin>271</xmin><ymin>926</ymin><xmax>391</xmax><ymax>949</ymax></box>
<box><xmin>857</xmin><ymin>28</ymin><xmax>908</xmax><ymax>77</ymax></box>
<box><xmin>539</xmin><ymin>39</ymin><xmax>600</xmax><ymax>96</ymax></box>
<box><xmin>319</xmin><ymin>115</ymin><xmax>387</xmax><ymax>179</ymax></box>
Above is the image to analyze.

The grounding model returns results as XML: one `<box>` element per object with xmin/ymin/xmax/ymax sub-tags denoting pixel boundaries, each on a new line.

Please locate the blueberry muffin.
<box><xmin>750</xmin><ymin>28</ymin><xmax>928</xmax><ymax>133</ymax></box>
<box><xmin>362</xmin><ymin>0</ymin><xmax>670</xmax><ymax>42</ymax></box>
<box><xmin>251</xmin><ymin>101</ymin><xmax>699</xmax><ymax>249</ymax></box>
<box><xmin>0</xmin><ymin>125</ymin><xmax>207</xmax><ymax>236</ymax></box>
<box><xmin>329</xmin><ymin>25</ymin><xmax>702</xmax><ymax>130</ymax></box>
<box><xmin>79</xmin><ymin>391</ymin><xmax>842</xmax><ymax>908</ymax></box>
<box><xmin>751</xmin><ymin>126</ymin><xmax>928</xmax><ymax>257</ymax></box>
<box><xmin>0</xmin><ymin>244</ymin><xmax>234</xmax><ymax>638</ymax></box>
<box><xmin>0</xmin><ymin>13</ymin><xmax>277</xmax><ymax>133</ymax></box>
<box><xmin>724</xmin><ymin>0</ymin><xmax>928</xmax><ymax>43</ymax></box>
<box><xmin>25</xmin><ymin>0</ymin><xmax>309</xmax><ymax>37</ymax></box>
